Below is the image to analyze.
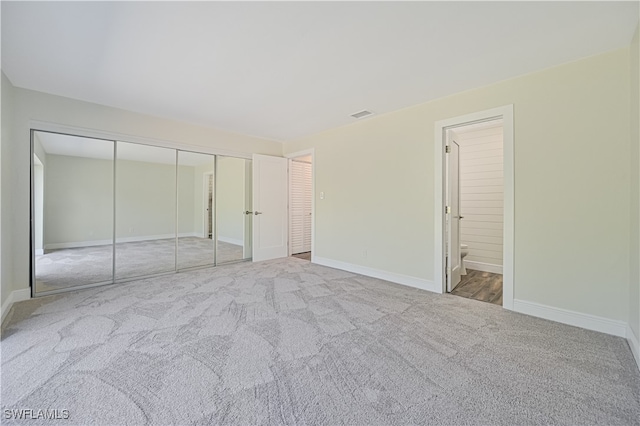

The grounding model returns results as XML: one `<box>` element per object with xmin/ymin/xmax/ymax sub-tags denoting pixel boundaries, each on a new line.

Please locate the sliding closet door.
<box><xmin>216</xmin><ymin>156</ymin><xmax>252</xmax><ymax>264</ymax></box>
<box><xmin>115</xmin><ymin>142</ymin><xmax>177</xmax><ymax>280</ymax></box>
<box><xmin>33</xmin><ymin>131</ymin><xmax>114</xmax><ymax>294</ymax></box>
<box><xmin>177</xmin><ymin>151</ymin><xmax>216</xmax><ymax>270</ymax></box>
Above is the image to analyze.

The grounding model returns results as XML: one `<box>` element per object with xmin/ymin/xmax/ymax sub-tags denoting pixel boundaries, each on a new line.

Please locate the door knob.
<box><xmin>244</xmin><ymin>211</ymin><xmax>253</xmax><ymax>215</ymax></box>
<box><xmin>254</xmin><ymin>211</ymin><xmax>263</xmax><ymax>215</ymax></box>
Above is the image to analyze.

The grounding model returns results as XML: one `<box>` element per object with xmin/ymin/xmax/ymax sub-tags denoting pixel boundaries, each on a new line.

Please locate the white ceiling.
<box><xmin>4</xmin><ymin>2</ymin><xmax>638</xmax><ymax>142</ymax></box>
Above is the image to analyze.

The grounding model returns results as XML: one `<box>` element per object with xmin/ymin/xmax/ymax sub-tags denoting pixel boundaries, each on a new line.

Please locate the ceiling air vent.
<box><xmin>351</xmin><ymin>110</ymin><xmax>373</xmax><ymax>119</ymax></box>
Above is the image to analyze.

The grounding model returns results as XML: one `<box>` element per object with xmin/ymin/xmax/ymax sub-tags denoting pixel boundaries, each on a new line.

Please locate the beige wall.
<box><xmin>1</xmin><ymin>71</ymin><xmax>15</xmax><ymax>309</ymax></box>
<box><xmin>629</xmin><ymin>24</ymin><xmax>640</xmax><ymax>353</ymax></box>
<box><xmin>43</xmin><ymin>154</ymin><xmax>198</xmax><ymax>247</ymax></box>
<box><xmin>6</xmin><ymin>87</ymin><xmax>281</xmax><ymax>296</ymax></box>
<box><xmin>285</xmin><ymin>48</ymin><xmax>631</xmax><ymax>322</ymax></box>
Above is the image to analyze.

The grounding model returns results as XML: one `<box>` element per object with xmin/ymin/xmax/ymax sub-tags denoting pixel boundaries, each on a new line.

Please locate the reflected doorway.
<box><xmin>204</xmin><ymin>172</ymin><xmax>214</xmax><ymax>239</ymax></box>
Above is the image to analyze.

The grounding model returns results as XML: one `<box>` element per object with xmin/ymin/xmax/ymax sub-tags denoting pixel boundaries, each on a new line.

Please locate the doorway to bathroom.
<box><xmin>447</xmin><ymin>120</ymin><xmax>504</xmax><ymax>305</ymax></box>
<box><xmin>435</xmin><ymin>105</ymin><xmax>514</xmax><ymax>309</ymax></box>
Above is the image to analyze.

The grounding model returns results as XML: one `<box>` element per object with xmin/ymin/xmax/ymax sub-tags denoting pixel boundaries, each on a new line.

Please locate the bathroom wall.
<box><xmin>454</xmin><ymin>124</ymin><xmax>504</xmax><ymax>273</ymax></box>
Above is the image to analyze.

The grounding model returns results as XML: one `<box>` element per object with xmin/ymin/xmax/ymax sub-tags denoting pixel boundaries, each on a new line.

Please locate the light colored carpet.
<box><xmin>3</xmin><ymin>258</ymin><xmax>639</xmax><ymax>425</ymax></box>
<box><xmin>35</xmin><ymin>237</ymin><xmax>245</xmax><ymax>293</ymax></box>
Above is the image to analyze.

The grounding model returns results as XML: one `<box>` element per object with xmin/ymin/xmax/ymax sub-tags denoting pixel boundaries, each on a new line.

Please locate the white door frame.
<box><xmin>202</xmin><ymin>171</ymin><xmax>214</xmax><ymax>239</ymax></box>
<box><xmin>285</xmin><ymin>148</ymin><xmax>315</xmax><ymax>261</ymax></box>
<box><xmin>434</xmin><ymin>105</ymin><xmax>514</xmax><ymax>310</ymax></box>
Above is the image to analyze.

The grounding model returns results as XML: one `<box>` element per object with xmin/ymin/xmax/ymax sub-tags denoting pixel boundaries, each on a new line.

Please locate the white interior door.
<box><xmin>447</xmin><ymin>139</ymin><xmax>462</xmax><ymax>291</ymax></box>
<box><xmin>252</xmin><ymin>154</ymin><xmax>288</xmax><ymax>262</ymax></box>
<box><xmin>289</xmin><ymin>160</ymin><xmax>312</xmax><ymax>254</ymax></box>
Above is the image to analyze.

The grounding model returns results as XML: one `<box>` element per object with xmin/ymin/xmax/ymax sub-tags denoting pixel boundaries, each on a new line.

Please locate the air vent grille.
<box><xmin>351</xmin><ymin>110</ymin><xmax>373</xmax><ymax>119</ymax></box>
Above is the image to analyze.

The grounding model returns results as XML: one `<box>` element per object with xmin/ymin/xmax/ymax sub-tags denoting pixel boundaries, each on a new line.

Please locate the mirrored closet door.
<box><xmin>216</xmin><ymin>157</ymin><xmax>253</xmax><ymax>264</ymax></box>
<box><xmin>32</xmin><ymin>131</ymin><xmax>115</xmax><ymax>293</ymax></box>
<box><xmin>177</xmin><ymin>151</ymin><xmax>216</xmax><ymax>270</ymax></box>
<box><xmin>115</xmin><ymin>142</ymin><xmax>177</xmax><ymax>281</ymax></box>
<box><xmin>32</xmin><ymin>131</ymin><xmax>253</xmax><ymax>296</ymax></box>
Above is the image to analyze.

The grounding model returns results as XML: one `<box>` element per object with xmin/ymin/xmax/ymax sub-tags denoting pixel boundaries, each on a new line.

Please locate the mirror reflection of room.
<box><xmin>33</xmin><ymin>132</ymin><xmax>254</xmax><ymax>296</ymax></box>
<box><xmin>176</xmin><ymin>150</ymin><xmax>216</xmax><ymax>270</ymax></box>
<box><xmin>33</xmin><ymin>131</ymin><xmax>115</xmax><ymax>293</ymax></box>
<box><xmin>216</xmin><ymin>157</ymin><xmax>252</xmax><ymax>264</ymax></box>
<box><xmin>115</xmin><ymin>142</ymin><xmax>177</xmax><ymax>280</ymax></box>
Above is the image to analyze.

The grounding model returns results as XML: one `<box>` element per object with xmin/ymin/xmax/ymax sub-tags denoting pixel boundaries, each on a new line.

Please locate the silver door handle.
<box><xmin>254</xmin><ymin>211</ymin><xmax>263</xmax><ymax>215</ymax></box>
<box><xmin>244</xmin><ymin>211</ymin><xmax>253</xmax><ymax>215</ymax></box>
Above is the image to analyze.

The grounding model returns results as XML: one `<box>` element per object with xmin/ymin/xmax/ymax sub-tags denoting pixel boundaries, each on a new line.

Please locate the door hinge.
<box><xmin>445</xmin><ymin>206</ymin><xmax>451</xmax><ymax>214</ymax></box>
<box><xmin>445</xmin><ymin>145</ymin><xmax>450</xmax><ymax>153</ymax></box>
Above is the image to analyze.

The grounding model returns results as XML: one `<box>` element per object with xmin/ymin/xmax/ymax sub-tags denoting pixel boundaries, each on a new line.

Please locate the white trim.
<box><xmin>285</xmin><ymin>148</ymin><xmax>315</xmax><ymax>260</ymax></box>
<box><xmin>35</xmin><ymin>249</ymin><xmax>44</xmax><ymax>256</ymax></box>
<box><xmin>1</xmin><ymin>289</ymin><xmax>31</xmax><ymax>325</ymax></box>
<box><xmin>314</xmin><ymin>256</ymin><xmax>438</xmax><ymax>293</ymax></box>
<box><xmin>513</xmin><ymin>299</ymin><xmax>627</xmax><ymax>338</ymax></box>
<box><xmin>29</xmin><ymin>120</ymin><xmax>253</xmax><ymax>159</ymax></box>
<box><xmin>217</xmin><ymin>236</ymin><xmax>243</xmax><ymax>246</ymax></box>
<box><xmin>434</xmin><ymin>105</ymin><xmax>514</xmax><ymax>310</ymax></box>
<box><xmin>628</xmin><ymin>325</ymin><xmax>640</xmax><ymax>371</ymax></box>
<box><xmin>465</xmin><ymin>261</ymin><xmax>503</xmax><ymax>274</ymax></box>
<box><xmin>44</xmin><ymin>232</ymin><xmax>200</xmax><ymax>250</ymax></box>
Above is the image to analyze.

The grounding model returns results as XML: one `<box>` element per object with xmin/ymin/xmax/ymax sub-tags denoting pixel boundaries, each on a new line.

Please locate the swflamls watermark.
<box><xmin>3</xmin><ymin>409</ymin><xmax>70</xmax><ymax>420</ymax></box>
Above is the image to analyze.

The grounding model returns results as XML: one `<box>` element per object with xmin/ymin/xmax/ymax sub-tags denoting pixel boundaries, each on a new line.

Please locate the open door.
<box><xmin>447</xmin><ymin>138</ymin><xmax>462</xmax><ymax>291</ymax></box>
<box><xmin>252</xmin><ymin>154</ymin><xmax>288</xmax><ymax>262</ymax></box>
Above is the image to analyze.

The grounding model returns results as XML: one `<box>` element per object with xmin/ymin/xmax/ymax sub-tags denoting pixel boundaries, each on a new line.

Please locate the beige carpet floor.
<box><xmin>3</xmin><ymin>258</ymin><xmax>639</xmax><ymax>425</ymax></box>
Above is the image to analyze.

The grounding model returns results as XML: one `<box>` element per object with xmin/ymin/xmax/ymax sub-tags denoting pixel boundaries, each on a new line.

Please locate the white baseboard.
<box><xmin>513</xmin><ymin>299</ymin><xmax>627</xmax><ymax>338</ymax></box>
<box><xmin>45</xmin><ymin>233</ymin><xmax>200</xmax><ymax>250</ymax></box>
<box><xmin>465</xmin><ymin>260</ymin><xmax>503</xmax><ymax>274</ymax></box>
<box><xmin>217</xmin><ymin>236</ymin><xmax>243</xmax><ymax>246</ymax></box>
<box><xmin>1</xmin><ymin>288</ymin><xmax>31</xmax><ymax>325</ymax></box>
<box><xmin>313</xmin><ymin>256</ymin><xmax>438</xmax><ymax>293</ymax></box>
<box><xmin>627</xmin><ymin>324</ymin><xmax>640</xmax><ymax>371</ymax></box>
<box><xmin>35</xmin><ymin>249</ymin><xmax>44</xmax><ymax>255</ymax></box>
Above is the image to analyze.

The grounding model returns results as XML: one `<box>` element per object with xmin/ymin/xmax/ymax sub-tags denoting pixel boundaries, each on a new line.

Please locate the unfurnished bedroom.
<box><xmin>1</xmin><ymin>1</ymin><xmax>639</xmax><ymax>425</ymax></box>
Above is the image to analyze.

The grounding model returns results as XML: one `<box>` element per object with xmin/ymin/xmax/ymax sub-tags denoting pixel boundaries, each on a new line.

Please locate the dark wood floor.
<box><xmin>451</xmin><ymin>269</ymin><xmax>503</xmax><ymax>305</ymax></box>
<box><xmin>291</xmin><ymin>252</ymin><xmax>311</xmax><ymax>261</ymax></box>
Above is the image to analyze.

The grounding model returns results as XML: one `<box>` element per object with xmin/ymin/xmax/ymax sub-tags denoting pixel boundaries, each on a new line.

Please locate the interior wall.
<box><xmin>1</xmin><ymin>71</ymin><xmax>14</xmax><ymax>309</ymax></box>
<box><xmin>629</xmin><ymin>24</ymin><xmax>640</xmax><ymax>354</ymax></box>
<box><xmin>6</xmin><ymin>87</ymin><xmax>281</xmax><ymax>296</ymax></box>
<box><xmin>284</xmin><ymin>48</ymin><xmax>631</xmax><ymax>323</ymax></box>
<box><xmin>216</xmin><ymin>157</ymin><xmax>246</xmax><ymax>245</ymax></box>
<box><xmin>455</xmin><ymin>126</ymin><xmax>504</xmax><ymax>271</ymax></box>
<box><xmin>43</xmin><ymin>154</ymin><xmax>197</xmax><ymax>247</ymax></box>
